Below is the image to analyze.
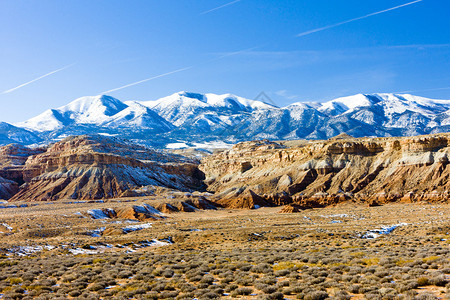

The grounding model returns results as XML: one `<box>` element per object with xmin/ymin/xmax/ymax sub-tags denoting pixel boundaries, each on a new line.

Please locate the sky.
<box><xmin>0</xmin><ymin>0</ymin><xmax>449</xmax><ymax>123</ymax></box>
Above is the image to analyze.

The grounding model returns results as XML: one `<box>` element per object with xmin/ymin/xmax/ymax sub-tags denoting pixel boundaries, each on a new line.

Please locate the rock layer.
<box><xmin>199</xmin><ymin>134</ymin><xmax>450</xmax><ymax>208</ymax></box>
<box><xmin>1</xmin><ymin>135</ymin><xmax>205</xmax><ymax>201</ymax></box>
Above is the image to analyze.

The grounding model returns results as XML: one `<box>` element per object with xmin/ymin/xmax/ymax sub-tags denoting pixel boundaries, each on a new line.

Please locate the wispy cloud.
<box><xmin>214</xmin><ymin>45</ymin><xmax>263</xmax><ymax>60</ymax></box>
<box><xmin>200</xmin><ymin>0</ymin><xmax>242</xmax><ymax>15</ymax></box>
<box><xmin>387</xmin><ymin>43</ymin><xmax>450</xmax><ymax>50</ymax></box>
<box><xmin>395</xmin><ymin>86</ymin><xmax>450</xmax><ymax>94</ymax></box>
<box><xmin>275</xmin><ymin>90</ymin><xmax>300</xmax><ymax>101</ymax></box>
<box><xmin>101</xmin><ymin>66</ymin><xmax>193</xmax><ymax>94</ymax></box>
<box><xmin>297</xmin><ymin>0</ymin><xmax>424</xmax><ymax>37</ymax></box>
<box><xmin>1</xmin><ymin>64</ymin><xmax>75</xmax><ymax>94</ymax></box>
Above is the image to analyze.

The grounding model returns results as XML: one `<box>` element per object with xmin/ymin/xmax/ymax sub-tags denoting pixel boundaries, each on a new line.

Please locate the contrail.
<box><xmin>215</xmin><ymin>45</ymin><xmax>262</xmax><ymax>60</ymax></box>
<box><xmin>200</xmin><ymin>0</ymin><xmax>242</xmax><ymax>15</ymax></box>
<box><xmin>1</xmin><ymin>64</ymin><xmax>75</xmax><ymax>94</ymax></box>
<box><xmin>100</xmin><ymin>46</ymin><xmax>262</xmax><ymax>94</ymax></box>
<box><xmin>101</xmin><ymin>66</ymin><xmax>193</xmax><ymax>94</ymax></box>
<box><xmin>297</xmin><ymin>0</ymin><xmax>423</xmax><ymax>37</ymax></box>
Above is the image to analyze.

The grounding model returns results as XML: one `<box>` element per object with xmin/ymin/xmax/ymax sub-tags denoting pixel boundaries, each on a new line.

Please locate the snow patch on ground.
<box><xmin>361</xmin><ymin>223</ymin><xmax>408</xmax><ymax>239</ymax></box>
<box><xmin>122</xmin><ymin>223</ymin><xmax>152</xmax><ymax>234</ymax></box>
<box><xmin>5</xmin><ymin>240</ymin><xmax>172</xmax><ymax>257</ymax></box>
<box><xmin>133</xmin><ymin>204</ymin><xmax>163</xmax><ymax>215</ymax></box>
<box><xmin>1</xmin><ymin>223</ymin><xmax>12</xmax><ymax>231</ymax></box>
<box><xmin>320</xmin><ymin>214</ymin><xmax>349</xmax><ymax>218</ymax></box>
<box><xmin>88</xmin><ymin>227</ymin><xmax>106</xmax><ymax>237</ymax></box>
<box><xmin>68</xmin><ymin>248</ymin><xmax>100</xmax><ymax>255</ymax></box>
<box><xmin>7</xmin><ymin>245</ymin><xmax>55</xmax><ymax>256</ymax></box>
<box><xmin>87</xmin><ymin>208</ymin><xmax>115</xmax><ymax>219</ymax></box>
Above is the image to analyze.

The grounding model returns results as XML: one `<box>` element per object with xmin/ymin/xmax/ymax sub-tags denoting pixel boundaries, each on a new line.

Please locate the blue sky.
<box><xmin>0</xmin><ymin>0</ymin><xmax>449</xmax><ymax>123</ymax></box>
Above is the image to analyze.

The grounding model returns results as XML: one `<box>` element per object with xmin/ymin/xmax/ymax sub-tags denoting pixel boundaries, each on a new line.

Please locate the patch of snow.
<box><xmin>8</xmin><ymin>246</ymin><xmax>45</xmax><ymax>256</ymax></box>
<box><xmin>87</xmin><ymin>209</ymin><xmax>115</xmax><ymax>219</ymax></box>
<box><xmin>142</xmin><ymin>204</ymin><xmax>163</xmax><ymax>215</ymax></box>
<box><xmin>68</xmin><ymin>248</ymin><xmax>99</xmax><ymax>255</ymax></box>
<box><xmin>321</xmin><ymin>214</ymin><xmax>350</xmax><ymax>218</ymax></box>
<box><xmin>122</xmin><ymin>223</ymin><xmax>153</xmax><ymax>234</ymax></box>
<box><xmin>88</xmin><ymin>227</ymin><xmax>106</xmax><ymax>237</ymax></box>
<box><xmin>166</xmin><ymin>142</ymin><xmax>189</xmax><ymax>149</ymax></box>
<box><xmin>148</xmin><ymin>238</ymin><xmax>172</xmax><ymax>247</ymax></box>
<box><xmin>74</xmin><ymin>212</ymin><xmax>87</xmax><ymax>218</ymax></box>
<box><xmin>105</xmin><ymin>286</ymin><xmax>117</xmax><ymax>290</ymax></box>
<box><xmin>1</xmin><ymin>223</ymin><xmax>13</xmax><ymax>231</ymax></box>
<box><xmin>98</xmin><ymin>133</ymin><xmax>118</xmax><ymax>136</ymax></box>
<box><xmin>361</xmin><ymin>223</ymin><xmax>408</xmax><ymax>239</ymax></box>
<box><xmin>0</xmin><ymin>205</ymin><xmax>17</xmax><ymax>209</ymax></box>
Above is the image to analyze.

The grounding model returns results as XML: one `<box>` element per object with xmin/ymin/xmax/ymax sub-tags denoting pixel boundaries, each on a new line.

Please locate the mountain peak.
<box><xmin>7</xmin><ymin>91</ymin><xmax>450</xmax><ymax>148</ymax></box>
<box><xmin>176</xmin><ymin>91</ymin><xmax>207</xmax><ymax>102</ymax></box>
<box><xmin>60</xmin><ymin>95</ymin><xmax>128</xmax><ymax>116</ymax></box>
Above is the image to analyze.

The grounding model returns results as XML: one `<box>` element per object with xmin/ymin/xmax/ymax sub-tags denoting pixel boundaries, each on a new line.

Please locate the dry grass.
<box><xmin>0</xmin><ymin>200</ymin><xmax>449</xmax><ymax>299</ymax></box>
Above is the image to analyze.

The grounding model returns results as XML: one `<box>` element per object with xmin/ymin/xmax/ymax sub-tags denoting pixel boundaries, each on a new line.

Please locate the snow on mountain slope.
<box><xmin>140</xmin><ymin>92</ymin><xmax>211</xmax><ymax>126</ymax></box>
<box><xmin>140</xmin><ymin>91</ymin><xmax>275</xmax><ymax>126</ymax></box>
<box><xmin>16</xmin><ymin>109</ymin><xmax>68</xmax><ymax>132</ymax></box>
<box><xmin>315</xmin><ymin>93</ymin><xmax>450</xmax><ymax>118</ymax></box>
<box><xmin>16</xmin><ymin>95</ymin><xmax>170</xmax><ymax>132</ymax></box>
<box><xmin>16</xmin><ymin>95</ymin><xmax>128</xmax><ymax>131</ymax></box>
<box><xmin>204</xmin><ymin>93</ymin><xmax>275</xmax><ymax>110</ymax></box>
<box><xmin>0</xmin><ymin>122</ymin><xmax>41</xmax><ymax>145</ymax></box>
<box><xmin>375</xmin><ymin>93</ymin><xmax>450</xmax><ymax>117</ymax></box>
<box><xmin>105</xmin><ymin>101</ymin><xmax>173</xmax><ymax>130</ymax></box>
<box><xmin>316</xmin><ymin>94</ymin><xmax>380</xmax><ymax>116</ymax></box>
<box><xmin>7</xmin><ymin>91</ymin><xmax>450</xmax><ymax>148</ymax></box>
<box><xmin>59</xmin><ymin>95</ymin><xmax>128</xmax><ymax>123</ymax></box>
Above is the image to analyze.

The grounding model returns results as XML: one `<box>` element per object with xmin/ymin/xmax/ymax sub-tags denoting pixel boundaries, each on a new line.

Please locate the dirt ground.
<box><xmin>0</xmin><ymin>200</ymin><xmax>449</xmax><ymax>299</ymax></box>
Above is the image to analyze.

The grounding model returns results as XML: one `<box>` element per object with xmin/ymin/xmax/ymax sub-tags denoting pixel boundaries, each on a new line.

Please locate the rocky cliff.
<box><xmin>1</xmin><ymin>135</ymin><xmax>205</xmax><ymax>201</ymax></box>
<box><xmin>0</xmin><ymin>144</ymin><xmax>44</xmax><ymax>199</ymax></box>
<box><xmin>199</xmin><ymin>134</ymin><xmax>450</xmax><ymax>208</ymax></box>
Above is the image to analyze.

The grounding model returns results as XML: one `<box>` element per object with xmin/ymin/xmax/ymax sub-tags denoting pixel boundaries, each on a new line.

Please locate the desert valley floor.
<box><xmin>0</xmin><ymin>198</ymin><xmax>448</xmax><ymax>299</ymax></box>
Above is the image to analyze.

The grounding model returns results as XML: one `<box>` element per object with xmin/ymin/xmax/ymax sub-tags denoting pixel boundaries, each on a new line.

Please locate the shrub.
<box><xmin>230</xmin><ymin>287</ymin><xmax>253</xmax><ymax>297</ymax></box>
<box><xmin>162</xmin><ymin>269</ymin><xmax>175</xmax><ymax>278</ymax></box>
<box><xmin>417</xmin><ymin>277</ymin><xmax>430</xmax><ymax>286</ymax></box>
<box><xmin>304</xmin><ymin>290</ymin><xmax>329</xmax><ymax>300</ymax></box>
<box><xmin>429</xmin><ymin>274</ymin><xmax>447</xmax><ymax>286</ymax></box>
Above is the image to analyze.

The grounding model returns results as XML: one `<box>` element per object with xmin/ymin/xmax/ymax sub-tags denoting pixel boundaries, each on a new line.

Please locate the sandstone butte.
<box><xmin>0</xmin><ymin>133</ymin><xmax>449</xmax><ymax>208</ymax></box>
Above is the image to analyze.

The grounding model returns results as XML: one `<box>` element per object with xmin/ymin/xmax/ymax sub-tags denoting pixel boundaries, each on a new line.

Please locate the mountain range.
<box><xmin>2</xmin><ymin>91</ymin><xmax>450</xmax><ymax>148</ymax></box>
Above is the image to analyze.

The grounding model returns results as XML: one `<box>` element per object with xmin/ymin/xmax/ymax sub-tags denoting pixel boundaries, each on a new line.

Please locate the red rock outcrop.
<box><xmin>279</xmin><ymin>204</ymin><xmax>308</xmax><ymax>213</ymax></box>
<box><xmin>216</xmin><ymin>189</ymin><xmax>273</xmax><ymax>209</ymax></box>
<box><xmin>1</xmin><ymin>135</ymin><xmax>205</xmax><ymax>201</ymax></box>
<box><xmin>200</xmin><ymin>134</ymin><xmax>450</xmax><ymax>208</ymax></box>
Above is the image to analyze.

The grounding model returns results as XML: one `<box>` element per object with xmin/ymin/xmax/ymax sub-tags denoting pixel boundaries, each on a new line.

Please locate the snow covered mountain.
<box><xmin>0</xmin><ymin>122</ymin><xmax>41</xmax><ymax>145</ymax></box>
<box><xmin>5</xmin><ymin>92</ymin><xmax>450</xmax><ymax>148</ymax></box>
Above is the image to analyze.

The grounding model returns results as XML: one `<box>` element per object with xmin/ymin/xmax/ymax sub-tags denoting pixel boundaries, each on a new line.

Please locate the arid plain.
<box><xmin>0</xmin><ymin>198</ymin><xmax>449</xmax><ymax>299</ymax></box>
<box><xmin>0</xmin><ymin>134</ymin><xmax>449</xmax><ymax>299</ymax></box>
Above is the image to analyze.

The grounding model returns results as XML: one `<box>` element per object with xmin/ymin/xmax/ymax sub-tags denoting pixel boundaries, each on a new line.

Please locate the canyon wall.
<box><xmin>199</xmin><ymin>134</ymin><xmax>450</xmax><ymax>208</ymax></box>
<box><xmin>1</xmin><ymin>135</ymin><xmax>204</xmax><ymax>201</ymax></box>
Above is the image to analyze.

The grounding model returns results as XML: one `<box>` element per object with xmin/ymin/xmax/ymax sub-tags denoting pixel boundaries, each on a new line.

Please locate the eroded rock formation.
<box><xmin>1</xmin><ymin>135</ymin><xmax>205</xmax><ymax>201</ymax></box>
<box><xmin>200</xmin><ymin>135</ymin><xmax>450</xmax><ymax>208</ymax></box>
